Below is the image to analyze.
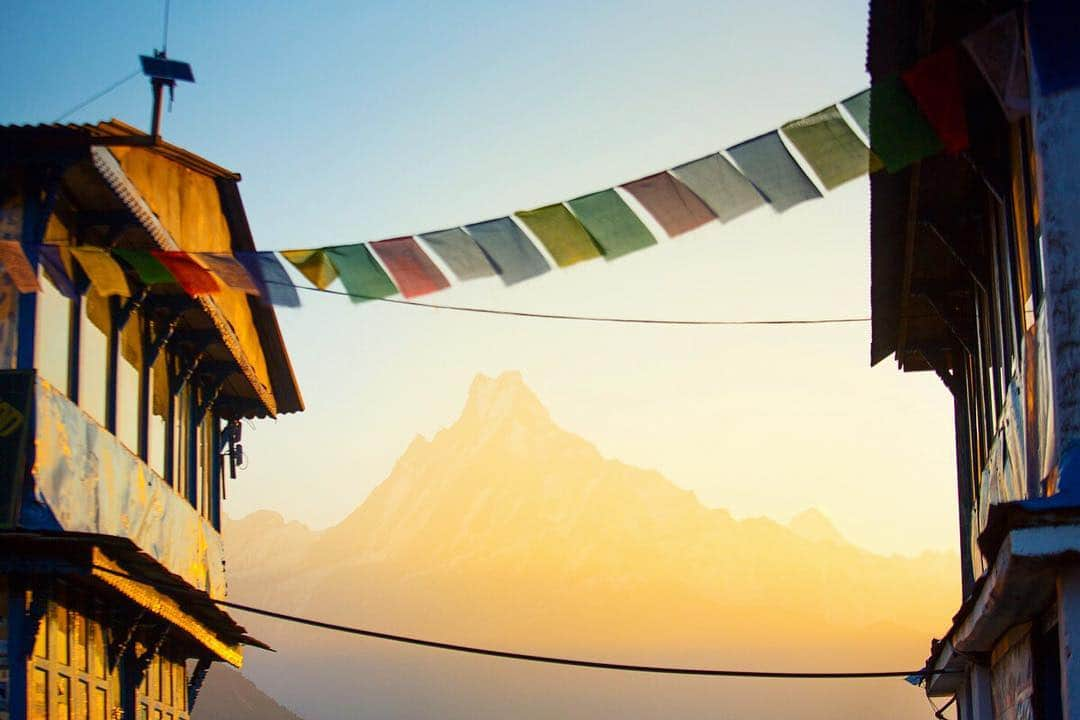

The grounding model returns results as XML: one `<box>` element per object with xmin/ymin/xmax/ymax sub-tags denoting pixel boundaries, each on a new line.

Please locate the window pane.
<box><xmin>31</xmin><ymin>667</ymin><xmax>49</xmax><ymax>720</ymax></box>
<box><xmin>57</xmin><ymin>674</ymin><xmax>71</xmax><ymax>720</ymax></box>
<box><xmin>52</xmin><ymin>603</ymin><xmax>69</xmax><ymax>665</ymax></box>
<box><xmin>33</xmin><ymin>602</ymin><xmax>48</xmax><ymax>658</ymax></box>
<box><xmin>78</xmin><ymin>293</ymin><xmax>109</xmax><ymax>426</ymax></box>
<box><xmin>91</xmin><ymin>689</ymin><xmax>107</xmax><ymax>720</ymax></box>
<box><xmin>90</xmin><ymin>621</ymin><xmax>106</xmax><ymax>679</ymax></box>
<box><xmin>72</xmin><ymin>612</ymin><xmax>88</xmax><ymax>672</ymax></box>
<box><xmin>174</xmin><ymin>662</ymin><xmax>186</xmax><ymax>709</ymax></box>
<box><xmin>35</xmin><ymin>271</ymin><xmax>71</xmax><ymax>393</ymax></box>
<box><xmin>76</xmin><ymin>680</ymin><xmax>89</xmax><ymax>720</ymax></box>
<box><xmin>117</xmin><ymin>353</ymin><xmax>140</xmax><ymax>454</ymax></box>
<box><xmin>148</xmin><ymin>354</ymin><xmax>168</xmax><ymax>478</ymax></box>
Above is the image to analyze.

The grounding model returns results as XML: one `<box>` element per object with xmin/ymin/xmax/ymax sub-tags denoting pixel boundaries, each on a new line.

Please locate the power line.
<box><xmin>55</xmin><ymin>69</ymin><xmax>142</xmax><ymax>123</ymax></box>
<box><xmin>90</xmin><ymin>564</ymin><xmax>947</xmax><ymax>680</ymax></box>
<box><xmin>274</xmin><ymin>282</ymin><xmax>872</xmax><ymax>326</ymax></box>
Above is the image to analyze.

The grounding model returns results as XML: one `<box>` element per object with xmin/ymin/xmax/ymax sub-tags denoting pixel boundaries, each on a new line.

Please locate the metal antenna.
<box><xmin>162</xmin><ymin>0</ymin><xmax>171</xmax><ymax>55</ymax></box>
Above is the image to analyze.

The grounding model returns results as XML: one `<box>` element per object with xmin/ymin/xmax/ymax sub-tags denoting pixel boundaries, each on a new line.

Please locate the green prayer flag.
<box><xmin>515</xmin><ymin>204</ymin><xmax>602</xmax><ymax>268</ymax></box>
<box><xmin>325</xmin><ymin>244</ymin><xmax>398</xmax><ymax>303</ymax></box>
<box><xmin>868</xmin><ymin>77</ymin><xmax>944</xmax><ymax>173</ymax></box>
<box><xmin>782</xmin><ymin>105</ymin><xmax>876</xmax><ymax>190</ymax></box>
<box><xmin>113</xmin><ymin>248</ymin><xmax>175</xmax><ymax>285</ymax></box>
<box><xmin>566</xmin><ymin>190</ymin><xmax>656</xmax><ymax>260</ymax></box>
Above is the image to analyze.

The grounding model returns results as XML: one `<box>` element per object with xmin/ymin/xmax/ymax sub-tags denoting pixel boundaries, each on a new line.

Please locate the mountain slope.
<box><xmin>193</xmin><ymin>666</ymin><xmax>305</xmax><ymax>720</ymax></box>
<box><xmin>224</xmin><ymin>371</ymin><xmax>959</xmax><ymax>720</ymax></box>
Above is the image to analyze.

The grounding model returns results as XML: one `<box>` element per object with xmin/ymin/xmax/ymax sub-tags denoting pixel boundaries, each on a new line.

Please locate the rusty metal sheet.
<box><xmin>23</xmin><ymin>376</ymin><xmax>226</xmax><ymax>597</ymax></box>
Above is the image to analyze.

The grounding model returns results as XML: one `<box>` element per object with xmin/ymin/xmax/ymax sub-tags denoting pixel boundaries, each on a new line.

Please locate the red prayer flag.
<box><xmin>902</xmin><ymin>46</ymin><xmax>969</xmax><ymax>155</ymax></box>
<box><xmin>151</xmin><ymin>250</ymin><xmax>222</xmax><ymax>296</ymax></box>
<box><xmin>622</xmin><ymin>172</ymin><xmax>716</xmax><ymax>237</ymax></box>
<box><xmin>369</xmin><ymin>237</ymin><xmax>450</xmax><ymax>298</ymax></box>
<box><xmin>0</xmin><ymin>240</ymin><xmax>40</xmax><ymax>293</ymax></box>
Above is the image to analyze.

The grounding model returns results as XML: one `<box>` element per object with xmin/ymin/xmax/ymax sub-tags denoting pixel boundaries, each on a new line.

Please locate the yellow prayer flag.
<box><xmin>280</xmin><ymin>249</ymin><xmax>338</xmax><ymax>289</ymax></box>
<box><xmin>71</xmin><ymin>247</ymin><xmax>132</xmax><ymax>297</ymax></box>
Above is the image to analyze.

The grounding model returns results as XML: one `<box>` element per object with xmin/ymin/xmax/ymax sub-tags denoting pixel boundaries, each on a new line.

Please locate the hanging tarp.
<box><xmin>781</xmin><ymin>105</ymin><xmax>879</xmax><ymax>190</ymax></box>
<box><xmin>726</xmin><ymin>131</ymin><xmax>822</xmax><ymax>212</ymax></box>
<box><xmin>1027</xmin><ymin>0</ymin><xmax>1080</xmax><ymax>95</ymax></box>
<box><xmin>621</xmin><ymin>172</ymin><xmax>717</xmax><ymax>237</ymax></box>
<box><xmin>418</xmin><ymin>228</ymin><xmax>496</xmax><ymax>281</ymax></box>
<box><xmin>464</xmin><ymin>218</ymin><xmax>550</xmax><ymax>285</ymax></box>
<box><xmin>515</xmin><ymin>204</ymin><xmax>602</xmax><ymax>267</ymax></box>
<box><xmin>567</xmin><ymin>190</ymin><xmax>657</xmax><ymax>259</ymax></box>
<box><xmin>370</xmin><ymin>237</ymin><xmax>450</xmax><ymax>298</ymax></box>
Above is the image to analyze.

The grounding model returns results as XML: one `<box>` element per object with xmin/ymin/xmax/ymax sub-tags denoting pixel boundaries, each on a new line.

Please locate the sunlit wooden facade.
<box><xmin>0</xmin><ymin>121</ymin><xmax>302</xmax><ymax>720</ymax></box>
<box><xmin>868</xmin><ymin>2</ymin><xmax>1080</xmax><ymax>718</ymax></box>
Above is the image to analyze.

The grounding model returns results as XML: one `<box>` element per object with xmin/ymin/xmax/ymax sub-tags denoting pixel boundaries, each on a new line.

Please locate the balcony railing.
<box><xmin>0</xmin><ymin>370</ymin><xmax>226</xmax><ymax>596</ymax></box>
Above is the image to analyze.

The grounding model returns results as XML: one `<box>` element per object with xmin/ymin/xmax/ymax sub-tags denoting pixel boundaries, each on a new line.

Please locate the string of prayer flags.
<box><xmin>566</xmin><ymin>190</ymin><xmax>656</xmax><ymax>259</ymax></box>
<box><xmin>280</xmin><ymin>249</ymin><xmax>338</xmax><ymax>290</ymax></box>
<box><xmin>781</xmin><ymin>105</ymin><xmax>881</xmax><ymax>190</ymax></box>
<box><xmin>198</xmin><ymin>253</ymin><xmax>262</xmax><ymax>296</ymax></box>
<box><xmin>621</xmin><ymin>172</ymin><xmax>717</xmax><ymax>237</ymax></box>
<box><xmin>236</xmin><ymin>251</ymin><xmax>300</xmax><ymax>307</ymax></box>
<box><xmin>39</xmin><ymin>245</ymin><xmax>77</xmax><ymax>299</ymax></box>
<box><xmin>113</xmin><ymin>248</ymin><xmax>176</xmax><ymax>285</ymax></box>
<box><xmin>1026</xmin><ymin>0</ymin><xmax>1080</xmax><ymax>96</ymax></box>
<box><xmin>868</xmin><ymin>76</ymin><xmax>944</xmax><ymax>173</ymax></box>
<box><xmin>71</xmin><ymin>247</ymin><xmax>131</xmax><ymax>297</ymax></box>
<box><xmin>0</xmin><ymin>240</ymin><xmax>40</xmax><ymax>293</ymax></box>
<box><xmin>418</xmin><ymin>228</ymin><xmax>496</xmax><ymax>282</ymax></box>
<box><xmin>151</xmin><ymin>251</ymin><xmax>222</xmax><ymax>296</ymax></box>
<box><xmin>841</xmin><ymin>89</ymin><xmax>872</xmax><ymax>139</ymax></box>
<box><xmin>515</xmin><ymin>204</ymin><xmax>602</xmax><ymax>268</ymax></box>
<box><xmin>464</xmin><ymin>218</ymin><xmax>550</xmax><ymax>286</ymax></box>
<box><xmin>726</xmin><ymin>131</ymin><xmax>822</xmax><ymax>212</ymax></box>
<box><xmin>669</xmin><ymin>154</ymin><xmax>765</xmax><ymax>223</ymax></box>
<box><xmin>370</xmin><ymin>237</ymin><xmax>450</xmax><ymax>298</ymax></box>
<box><xmin>325</xmin><ymin>244</ymin><xmax>398</xmax><ymax>302</ymax></box>
<box><xmin>962</xmin><ymin>12</ymin><xmax>1029</xmax><ymax>122</ymax></box>
<box><xmin>902</xmin><ymin>46</ymin><xmax>969</xmax><ymax>154</ymax></box>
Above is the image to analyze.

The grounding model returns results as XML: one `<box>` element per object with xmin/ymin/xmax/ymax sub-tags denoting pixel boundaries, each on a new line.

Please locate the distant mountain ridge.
<box><xmin>222</xmin><ymin>371</ymin><xmax>959</xmax><ymax>720</ymax></box>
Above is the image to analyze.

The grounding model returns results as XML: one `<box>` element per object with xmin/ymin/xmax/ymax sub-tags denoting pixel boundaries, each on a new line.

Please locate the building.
<box><xmin>0</xmin><ymin>120</ymin><xmax>303</xmax><ymax>719</ymax></box>
<box><xmin>867</xmin><ymin>1</ymin><xmax>1080</xmax><ymax>718</ymax></box>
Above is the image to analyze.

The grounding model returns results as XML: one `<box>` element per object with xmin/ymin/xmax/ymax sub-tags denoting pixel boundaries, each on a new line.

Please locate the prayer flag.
<box><xmin>962</xmin><ymin>12</ymin><xmax>1029</xmax><ymax>121</ymax></box>
<box><xmin>566</xmin><ymin>190</ymin><xmax>656</xmax><ymax>259</ymax></box>
<box><xmin>670</xmin><ymin>153</ymin><xmax>765</xmax><ymax>223</ymax></box>
<box><xmin>198</xmin><ymin>253</ymin><xmax>262</xmax><ymax>296</ymax></box>
<box><xmin>726</xmin><ymin>131</ymin><xmax>823</xmax><ymax>212</ymax></box>
<box><xmin>151</xmin><ymin>251</ymin><xmax>222</xmax><ymax>296</ymax></box>
<box><xmin>325</xmin><ymin>244</ymin><xmax>398</xmax><ymax>302</ymax></box>
<box><xmin>370</xmin><ymin>237</ymin><xmax>450</xmax><ymax>298</ymax></box>
<box><xmin>621</xmin><ymin>172</ymin><xmax>717</xmax><ymax>237</ymax></box>
<box><xmin>38</xmin><ymin>245</ymin><xmax>77</xmax><ymax>299</ymax></box>
<box><xmin>0</xmin><ymin>240</ymin><xmax>40</xmax><ymax>293</ymax></box>
<box><xmin>515</xmin><ymin>204</ymin><xmax>602</xmax><ymax>267</ymax></box>
<box><xmin>280</xmin><ymin>249</ymin><xmax>338</xmax><ymax>290</ymax></box>
<box><xmin>418</xmin><ymin>228</ymin><xmax>496</xmax><ymax>282</ymax></box>
<box><xmin>868</xmin><ymin>76</ymin><xmax>944</xmax><ymax>173</ymax></box>
<box><xmin>236</xmin><ymin>251</ymin><xmax>300</xmax><ymax>307</ymax></box>
<box><xmin>781</xmin><ymin>105</ymin><xmax>880</xmax><ymax>190</ymax></box>
<box><xmin>841</xmin><ymin>89</ymin><xmax>872</xmax><ymax>139</ymax></box>
<box><xmin>114</xmin><ymin>248</ymin><xmax>176</xmax><ymax>285</ymax></box>
<box><xmin>902</xmin><ymin>46</ymin><xmax>969</xmax><ymax>154</ymax></box>
<box><xmin>464</xmin><ymin>218</ymin><xmax>550</xmax><ymax>286</ymax></box>
<box><xmin>1028</xmin><ymin>0</ymin><xmax>1080</xmax><ymax>95</ymax></box>
<box><xmin>71</xmin><ymin>247</ymin><xmax>131</xmax><ymax>297</ymax></box>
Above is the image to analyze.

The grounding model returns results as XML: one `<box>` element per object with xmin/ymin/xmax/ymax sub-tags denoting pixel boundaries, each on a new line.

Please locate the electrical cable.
<box><xmin>55</xmin><ymin>70</ymin><xmax>142</xmax><ymax>123</ymax></box>
<box><xmin>90</xmin><ymin>564</ymin><xmax>953</xmax><ymax>680</ymax></box>
<box><xmin>271</xmin><ymin>281</ymin><xmax>872</xmax><ymax>326</ymax></box>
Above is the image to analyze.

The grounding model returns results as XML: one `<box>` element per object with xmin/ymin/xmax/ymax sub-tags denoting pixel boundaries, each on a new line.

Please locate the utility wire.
<box><xmin>90</xmin><ymin>564</ymin><xmax>949</xmax><ymax>680</ymax></box>
<box><xmin>55</xmin><ymin>70</ymin><xmax>142</xmax><ymax>123</ymax></box>
<box><xmin>271</xmin><ymin>281</ymin><xmax>872</xmax><ymax>326</ymax></box>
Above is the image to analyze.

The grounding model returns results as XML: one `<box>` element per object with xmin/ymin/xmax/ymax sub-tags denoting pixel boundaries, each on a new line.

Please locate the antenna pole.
<box><xmin>150</xmin><ymin>77</ymin><xmax>166</xmax><ymax>141</ymax></box>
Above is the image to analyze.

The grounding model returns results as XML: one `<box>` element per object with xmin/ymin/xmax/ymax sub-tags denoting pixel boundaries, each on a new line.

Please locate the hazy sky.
<box><xmin>6</xmin><ymin>0</ymin><xmax>958</xmax><ymax>556</ymax></box>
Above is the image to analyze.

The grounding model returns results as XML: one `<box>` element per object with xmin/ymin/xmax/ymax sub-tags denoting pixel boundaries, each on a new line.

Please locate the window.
<box><xmin>173</xmin><ymin>382</ymin><xmax>192</xmax><ymax>496</ymax></box>
<box><xmin>35</xmin><ymin>270</ymin><xmax>72</xmax><ymax>393</ymax></box>
<box><xmin>29</xmin><ymin>589</ymin><xmax>116</xmax><ymax>720</ymax></box>
<box><xmin>77</xmin><ymin>293</ymin><xmax>109</xmax><ymax>427</ymax></box>
<box><xmin>136</xmin><ymin>650</ymin><xmax>188</xmax><ymax>720</ymax></box>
